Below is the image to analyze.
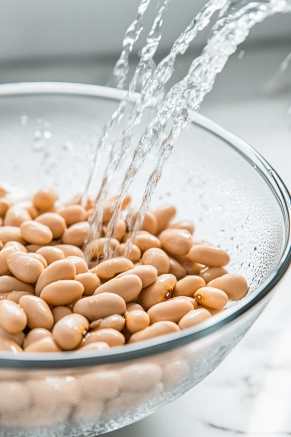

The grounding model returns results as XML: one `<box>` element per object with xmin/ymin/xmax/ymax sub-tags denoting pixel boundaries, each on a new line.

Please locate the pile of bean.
<box><xmin>0</xmin><ymin>187</ymin><xmax>248</xmax><ymax>354</ymax></box>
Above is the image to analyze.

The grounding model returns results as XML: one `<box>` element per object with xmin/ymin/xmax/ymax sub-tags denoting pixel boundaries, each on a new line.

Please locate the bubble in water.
<box><xmin>20</xmin><ymin>115</ymin><xmax>28</xmax><ymax>126</ymax></box>
<box><xmin>237</xmin><ymin>50</ymin><xmax>245</xmax><ymax>59</ymax></box>
<box><xmin>34</xmin><ymin>130</ymin><xmax>42</xmax><ymax>141</ymax></box>
<box><xmin>43</xmin><ymin>130</ymin><xmax>52</xmax><ymax>139</ymax></box>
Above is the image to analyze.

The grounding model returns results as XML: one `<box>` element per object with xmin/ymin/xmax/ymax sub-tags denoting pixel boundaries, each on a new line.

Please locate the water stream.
<box><xmin>84</xmin><ymin>0</ymin><xmax>291</xmax><ymax>263</ymax></box>
<box><xmin>112</xmin><ymin>0</ymin><xmax>151</xmax><ymax>89</ymax></box>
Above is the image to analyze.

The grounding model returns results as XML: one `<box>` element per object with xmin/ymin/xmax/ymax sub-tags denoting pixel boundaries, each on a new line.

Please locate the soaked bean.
<box><xmin>0</xmin><ymin>276</ymin><xmax>34</xmax><ymax>293</ymax></box>
<box><xmin>58</xmin><ymin>205</ymin><xmax>87</xmax><ymax>226</ymax></box>
<box><xmin>174</xmin><ymin>275</ymin><xmax>206</xmax><ymax>297</ymax></box>
<box><xmin>20</xmin><ymin>220</ymin><xmax>53</xmax><ymax>245</ymax></box>
<box><xmin>189</xmin><ymin>245</ymin><xmax>230</xmax><ymax>267</ymax></box>
<box><xmin>119</xmin><ymin>363</ymin><xmax>162</xmax><ymax>392</ymax></box>
<box><xmin>194</xmin><ymin>286</ymin><xmax>228</xmax><ymax>310</ymax></box>
<box><xmin>0</xmin><ymin>300</ymin><xmax>27</xmax><ymax>334</ymax></box>
<box><xmin>32</xmin><ymin>188</ymin><xmax>58</xmax><ymax>211</ymax></box>
<box><xmin>75</xmin><ymin>272</ymin><xmax>100</xmax><ymax>296</ymax></box>
<box><xmin>207</xmin><ymin>274</ymin><xmax>248</xmax><ymax>300</ymax></box>
<box><xmin>172</xmin><ymin>295</ymin><xmax>198</xmax><ymax>309</ymax></box>
<box><xmin>53</xmin><ymin>314</ymin><xmax>89</xmax><ymax>350</ymax></box>
<box><xmin>198</xmin><ymin>304</ymin><xmax>224</xmax><ymax>315</ymax></box>
<box><xmin>125</xmin><ymin>302</ymin><xmax>145</xmax><ymax>313</ymax></box>
<box><xmin>0</xmin><ymin>226</ymin><xmax>26</xmax><ymax>244</ymax></box>
<box><xmin>35</xmin><ymin>213</ymin><xmax>66</xmax><ymax>239</ymax></box>
<box><xmin>4</xmin><ymin>207</ymin><xmax>32</xmax><ymax>226</ymax></box>
<box><xmin>89</xmin><ymin>315</ymin><xmax>125</xmax><ymax>332</ymax></box>
<box><xmin>30</xmin><ymin>253</ymin><xmax>47</xmax><ymax>268</ymax></box>
<box><xmin>139</xmin><ymin>274</ymin><xmax>177</xmax><ymax>310</ymax></box>
<box><xmin>141</xmin><ymin>248</ymin><xmax>170</xmax><ymax>275</ymax></box>
<box><xmin>0</xmin><ymin>240</ymin><xmax>2</xmax><ymax>250</ymax></box>
<box><xmin>73</xmin><ymin>292</ymin><xmax>126</xmax><ymax>321</ymax></box>
<box><xmin>19</xmin><ymin>295</ymin><xmax>54</xmax><ymax>330</ymax></box>
<box><xmin>7</xmin><ymin>291</ymin><xmax>34</xmax><ymax>304</ymax></box>
<box><xmin>159</xmin><ymin>228</ymin><xmax>192</xmax><ymax>256</ymax></box>
<box><xmin>167</xmin><ymin>219</ymin><xmax>195</xmax><ymax>234</ymax></box>
<box><xmin>85</xmin><ymin>238</ymin><xmax>119</xmax><ymax>259</ymax></box>
<box><xmin>134</xmin><ymin>231</ymin><xmax>161</xmax><ymax>252</ymax></box>
<box><xmin>0</xmin><ymin>381</ymin><xmax>31</xmax><ymax>414</ymax></box>
<box><xmin>13</xmin><ymin>200</ymin><xmax>38</xmax><ymax>220</ymax></box>
<box><xmin>62</xmin><ymin>221</ymin><xmax>90</xmax><ymax>247</ymax></box>
<box><xmin>0</xmin><ymin>326</ymin><xmax>25</xmax><ymax>347</ymax></box>
<box><xmin>79</xmin><ymin>370</ymin><xmax>120</xmax><ymax>400</ymax></box>
<box><xmin>125</xmin><ymin>310</ymin><xmax>150</xmax><ymax>334</ymax></box>
<box><xmin>36</xmin><ymin>246</ymin><xmax>65</xmax><ymax>265</ymax></box>
<box><xmin>8</xmin><ymin>252</ymin><xmax>44</xmax><ymax>283</ymax></box>
<box><xmin>173</xmin><ymin>253</ymin><xmax>203</xmax><ymax>275</ymax></box>
<box><xmin>52</xmin><ymin>306</ymin><xmax>72</xmax><ymax>324</ymax></box>
<box><xmin>169</xmin><ymin>257</ymin><xmax>187</xmax><ymax>280</ymax></box>
<box><xmin>23</xmin><ymin>328</ymin><xmax>52</xmax><ymax>349</ymax></box>
<box><xmin>129</xmin><ymin>321</ymin><xmax>180</xmax><ymax>343</ymax></box>
<box><xmin>178</xmin><ymin>308</ymin><xmax>212</xmax><ymax>329</ymax></box>
<box><xmin>82</xmin><ymin>328</ymin><xmax>125</xmax><ymax>347</ymax></box>
<box><xmin>66</xmin><ymin>256</ymin><xmax>88</xmax><ymax>274</ymax></box>
<box><xmin>93</xmin><ymin>257</ymin><xmax>133</xmax><ymax>280</ymax></box>
<box><xmin>103</xmin><ymin>219</ymin><xmax>126</xmax><ymax>241</ymax></box>
<box><xmin>0</xmin><ymin>198</ymin><xmax>11</xmax><ymax>217</ymax></box>
<box><xmin>199</xmin><ymin>266</ymin><xmax>228</xmax><ymax>283</ymax></box>
<box><xmin>0</xmin><ymin>336</ymin><xmax>23</xmax><ymax>353</ymax></box>
<box><xmin>73</xmin><ymin>400</ymin><xmax>103</xmax><ymax>423</ymax></box>
<box><xmin>162</xmin><ymin>359</ymin><xmax>190</xmax><ymax>389</ymax></box>
<box><xmin>27</xmin><ymin>376</ymin><xmax>80</xmax><ymax>409</ymax></box>
<box><xmin>141</xmin><ymin>211</ymin><xmax>158</xmax><ymax>235</ymax></box>
<box><xmin>25</xmin><ymin>337</ymin><xmax>62</xmax><ymax>353</ymax></box>
<box><xmin>77</xmin><ymin>342</ymin><xmax>110</xmax><ymax>352</ymax></box>
<box><xmin>147</xmin><ymin>298</ymin><xmax>193</xmax><ymax>324</ymax></box>
<box><xmin>55</xmin><ymin>244</ymin><xmax>85</xmax><ymax>259</ymax></box>
<box><xmin>117</xmin><ymin>243</ymin><xmax>141</xmax><ymax>262</ymax></box>
<box><xmin>26</xmin><ymin>244</ymin><xmax>45</xmax><ymax>252</ymax></box>
<box><xmin>102</xmin><ymin>195</ymin><xmax>131</xmax><ymax>223</ymax></box>
<box><xmin>0</xmin><ymin>241</ymin><xmax>28</xmax><ymax>275</ymax></box>
<box><xmin>117</xmin><ymin>265</ymin><xmax>158</xmax><ymax>288</ymax></box>
<box><xmin>106</xmin><ymin>384</ymin><xmax>163</xmax><ymax>413</ymax></box>
<box><xmin>40</xmin><ymin>280</ymin><xmax>84</xmax><ymax>306</ymax></box>
<box><xmin>94</xmin><ymin>274</ymin><xmax>142</xmax><ymax>303</ymax></box>
<box><xmin>35</xmin><ymin>259</ymin><xmax>76</xmax><ymax>295</ymax></box>
<box><xmin>153</xmin><ymin>205</ymin><xmax>176</xmax><ymax>234</ymax></box>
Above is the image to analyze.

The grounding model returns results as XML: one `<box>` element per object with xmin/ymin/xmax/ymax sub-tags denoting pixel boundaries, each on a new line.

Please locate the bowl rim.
<box><xmin>0</xmin><ymin>81</ymin><xmax>291</xmax><ymax>369</ymax></box>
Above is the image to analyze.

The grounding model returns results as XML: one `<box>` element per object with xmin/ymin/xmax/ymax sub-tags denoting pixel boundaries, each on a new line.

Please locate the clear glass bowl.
<box><xmin>0</xmin><ymin>82</ymin><xmax>290</xmax><ymax>437</ymax></box>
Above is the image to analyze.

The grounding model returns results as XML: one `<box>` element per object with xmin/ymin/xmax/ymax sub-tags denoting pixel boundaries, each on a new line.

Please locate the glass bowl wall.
<box><xmin>0</xmin><ymin>83</ymin><xmax>290</xmax><ymax>437</ymax></box>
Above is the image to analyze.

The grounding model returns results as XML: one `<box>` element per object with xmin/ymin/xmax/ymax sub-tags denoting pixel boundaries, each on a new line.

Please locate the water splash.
<box><xmin>82</xmin><ymin>0</ymin><xmax>171</xmax><ymax>214</ymax></box>
<box><xmin>85</xmin><ymin>0</ymin><xmax>291</xmax><ymax>263</ymax></box>
<box><xmin>105</xmin><ymin>0</ymin><xmax>291</xmax><ymax>260</ymax></box>
<box><xmin>278</xmin><ymin>51</ymin><xmax>291</xmax><ymax>74</ymax></box>
<box><xmin>112</xmin><ymin>0</ymin><xmax>151</xmax><ymax>89</ymax></box>
<box><xmin>84</xmin><ymin>0</ymin><xmax>227</xmax><ymax>261</ymax></box>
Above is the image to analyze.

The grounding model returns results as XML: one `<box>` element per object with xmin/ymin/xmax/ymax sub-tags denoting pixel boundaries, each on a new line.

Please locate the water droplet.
<box><xmin>20</xmin><ymin>115</ymin><xmax>28</xmax><ymax>126</ymax></box>
<box><xmin>34</xmin><ymin>130</ymin><xmax>42</xmax><ymax>141</ymax></box>
<box><xmin>43</xmin><ymin>130</ymin><xmax>52</xmax><ymax>139</ymax></box>
<box><xmin>237</xmin><ymin>50</ymin><xmax>245</xmax><ymax>59</ymax></box>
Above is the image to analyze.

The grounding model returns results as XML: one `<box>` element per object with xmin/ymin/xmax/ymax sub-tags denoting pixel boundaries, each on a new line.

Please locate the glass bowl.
<box><xmin>0</xmin><ymin>82</ymin><xmax>290</xmax><ymax>437</ymax></box>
